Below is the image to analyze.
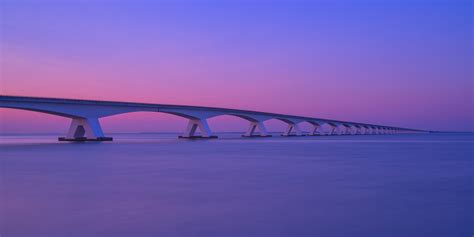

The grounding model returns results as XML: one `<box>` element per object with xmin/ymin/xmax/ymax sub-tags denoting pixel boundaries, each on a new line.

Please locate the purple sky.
<box><xmin>0</xmin><ymin>0</ymin><xmax>473</xmax><ymax>133</ymax></box>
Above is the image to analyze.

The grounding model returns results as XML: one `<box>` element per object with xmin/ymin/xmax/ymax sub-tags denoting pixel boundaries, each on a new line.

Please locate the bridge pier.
<box><xmin>282</xmin><ymin>123</ymin><xmax>304</xmax><ymax>136</ymax></box>
<box><xmin>350</xmin><ymin>125</ymin><xmax>359</xmax><ymax>135</ymax></box>
<box><xmin>179</xmin><ymin>118</ymin><xmax>217</xmax><ymax>139</ymax></box>
<box><xmin>59</xmin><ymin>117</ymin><xmax>112</xmax><ymax>141</ymax></box>
<box><xmin>308</xmin><ymin>123</ymin><xmax>322</xmax><ymax>136</ymax></box>
<box><xmin>341</xmin><ymin>125</ymin><xmax>349</xmax><ymax>135</ymax></box>
<box><xmin>345</xmin><ymin>125</ymin><xmax>354</xmax><ymax>135</ymax></box>
<box><xmin>242</xmin><ymin>121</ymin><xmax>271</xmax><ymax>137</ymax></box>
<box><xmin>328</xmin><ymin>124</ymin><xmax>337</xmax><ymax>135</ymax></box>
<box><xmin>333</xmin><ymin>124</ymin><xmax>342</xmax><ymax>135</ymax></box>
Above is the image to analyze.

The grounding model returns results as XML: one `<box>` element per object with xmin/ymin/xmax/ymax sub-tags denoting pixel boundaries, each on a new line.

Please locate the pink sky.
<box><xmin>1</xmin><ymin>1</ymin><xmax>472</xmax><ymax>133</ymax></box>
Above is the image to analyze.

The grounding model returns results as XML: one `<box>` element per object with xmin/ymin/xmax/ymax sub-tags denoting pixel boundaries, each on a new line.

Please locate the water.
<box><xmin>0</xmin><ymin>133</ymin><xmax>472</xmax><ymax>237</ymax></box>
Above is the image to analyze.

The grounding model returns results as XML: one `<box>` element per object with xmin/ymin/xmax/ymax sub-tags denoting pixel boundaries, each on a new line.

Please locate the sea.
<box><xmin>0</xmin><ymin>133</ymin><xmax>472</xmax><ymax>237</ymax></box>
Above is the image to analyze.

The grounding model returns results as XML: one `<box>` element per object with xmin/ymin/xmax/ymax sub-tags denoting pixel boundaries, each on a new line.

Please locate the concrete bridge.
<box><xmin>0</xmin><ymin>95</ymin><xmax>424</xmax><ymax>141</ymax></box>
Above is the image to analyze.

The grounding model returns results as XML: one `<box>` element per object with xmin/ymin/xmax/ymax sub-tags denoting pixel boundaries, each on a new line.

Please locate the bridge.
<box><xmin>0</xmin><ymin>95</ymin><xmax>425</xmax><ymax>141</ymax></box>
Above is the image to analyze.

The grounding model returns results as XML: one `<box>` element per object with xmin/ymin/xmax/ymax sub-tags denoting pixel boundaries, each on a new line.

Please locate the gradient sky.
<box><xmin>0</xmin><ymin>0</ymin><xmax>473</xmax><ymax>133</ymax></box>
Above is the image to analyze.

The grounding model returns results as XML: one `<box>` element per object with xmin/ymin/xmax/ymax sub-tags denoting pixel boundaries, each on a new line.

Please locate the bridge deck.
<box><xmin>0</xmin><ymin>95</ymin><xmax>420</xmax><ymax>131</ymax></box>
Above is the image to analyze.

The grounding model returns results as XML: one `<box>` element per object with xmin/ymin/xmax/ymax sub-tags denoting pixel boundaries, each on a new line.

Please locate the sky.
<box><xmin>0</xmin><ymin>0</ymin><xmax>473</xmax><ymax>133</ymax></box>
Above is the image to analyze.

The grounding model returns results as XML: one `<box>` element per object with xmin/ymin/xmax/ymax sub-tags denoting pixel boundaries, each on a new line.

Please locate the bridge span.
<box><xmin>0</xmin><ymin>95</ymin><xmax>425</xmax><ymax>141</ymax></box>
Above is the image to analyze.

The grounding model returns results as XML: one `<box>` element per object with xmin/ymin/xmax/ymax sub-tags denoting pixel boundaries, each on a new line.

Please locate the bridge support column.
<box><xmin>179</xmin><ymin>118</ymin><xmax>217</xmax><ymax>139</ymax></box>
<box><xmin>308</xmin><ymin>124</ymin><xmax>322</xmax><ymax>136</ymax></box>
<box><xmin>333</xmin><ymin>124</ymin><xmax>343</xmax><ymax>135</ymax></box>
<box><xmin>243</xmin><ymin>121</ymin><xmax>271</xmax><ymax>137</ymax></box>
<box><xmin>59</xmin><ymin>117</ymin><xmax>112</xmax><ymax>141</ymax></box>
<box><xmin>282</xmin><ymin>123</ymin><xmax>303</xmax><ymax>136</ymax></box>
<box><xmin>328</xmin><ymin>124</ymin><xmax>337</xmax><ymax>135</ymax></box>
<box><xmin>344</xmin><ymin>125</ymin><xmax>352</xmax><ymax>135</ymax></box>
<box><xmin>351</xmin><ymin>126</ymin><xmax>359</xmax><ymax>135</ymax></box>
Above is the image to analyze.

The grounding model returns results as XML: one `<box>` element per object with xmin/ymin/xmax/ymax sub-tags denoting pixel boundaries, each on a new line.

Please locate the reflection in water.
<box><xmin>0</xmin><ymin>133</ymin><xmax>472</xmax><ymax>237</ymax></box>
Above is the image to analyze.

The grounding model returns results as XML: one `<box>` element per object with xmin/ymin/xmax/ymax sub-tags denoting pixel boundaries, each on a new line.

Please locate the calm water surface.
<box><xmin>0</xmin><ymin>133</ymin><xmax>472</xmax><ymax>237</ymax></box>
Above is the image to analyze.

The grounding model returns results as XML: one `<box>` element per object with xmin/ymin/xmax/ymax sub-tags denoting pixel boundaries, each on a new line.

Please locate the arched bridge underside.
<box><xmin>0</xmin><ymin>95</ymin><xmax>425</xmax><ymax>141</ymax></box>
